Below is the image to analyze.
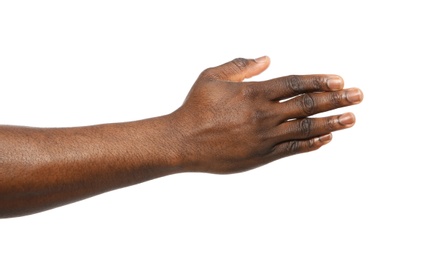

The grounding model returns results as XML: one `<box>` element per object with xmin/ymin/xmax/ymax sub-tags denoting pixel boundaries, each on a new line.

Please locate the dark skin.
<box><xmin>0</xmin><ymin>56</ymin><xmax>363</xmax><ymax>218</ymax></box>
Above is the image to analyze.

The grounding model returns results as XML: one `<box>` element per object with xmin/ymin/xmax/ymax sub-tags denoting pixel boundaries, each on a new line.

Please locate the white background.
<box><xmin>1</xmin><ymin>1</ymin><xmax>430</xmax><ymax>259</ymax></box>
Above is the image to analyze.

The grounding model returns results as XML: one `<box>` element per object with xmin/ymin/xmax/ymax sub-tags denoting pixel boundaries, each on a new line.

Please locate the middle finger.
<box><xmin>275</xmin><ymin>88</ymin><xmax>363</xmax><ymax>122</ymax></box>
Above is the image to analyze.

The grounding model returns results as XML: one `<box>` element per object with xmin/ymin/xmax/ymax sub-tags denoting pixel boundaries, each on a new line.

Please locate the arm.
<box><xmin>0</xmin><ymin>56</ymin><xmax>363</xmax><ymax>218</ymax></box>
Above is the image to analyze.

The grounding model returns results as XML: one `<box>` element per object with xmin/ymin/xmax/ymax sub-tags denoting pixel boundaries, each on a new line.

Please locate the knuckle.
<box><xmin>306</xmin><ymin>137</ymin><xmax>323</xmax><ymax>152</ymax></box>
<box><xmin>240</xmin><ymin>85</ymin><xmax>260</xmax><ymax>100</ymax></box>
<box><xmin>324</xmin><ymin>117</ymin><xmax>338</xmax><ymax>131</ymax></box>
<box><xmin>307</xmin><ymin>138</ymin><xmax>315</xmax><ymax>148</ymax></box>
<box><xmin>262</xmin><ymin>86</ymin><xmax>273</xmax><ymax>99</ymax></box>
<box><xmin>312</xmin><ymin>78</ymin><xmax>323</xmax><ymax>91</ymax></box>
<box><xmin>299</xmin><ymin>118</ymin><xmax>312</xmax><ymax>138</ymax></box>
<box><xmin>231</xmin><ymin>58</ymin><xmax>249</xmax><ymax>69</ymax></box>
<box><xmin>251</xmin><ymin>109</ymin><xmax>268</xmax><ymax>123</ymax></box>
<box><xmin>299</xmin><ymin>93</ymin><xmax>316</xmax><ymax>115</ymax></box>
<box><xmin>285</xmin><ymin>140</ymin><xmax>300</xmax><ymax>154</ymax></box>
<box><xmin>285</xmin><ymin>75</ymin><xmax>303</xmax><ymax>94</ymax></box>
<box><xmin>310</xmin><ymin>76</ymin><xmax>329</xmax><ymax>91</ymax></box>
<box><xmin>199</xmin><ymin>68</ymin><xmax>217</xmax><ymax>79</ymax></box>
<box><xmin>328</xmin><ymin>91</ymin><xmax>343</xmax><ymax>106</ymax></box>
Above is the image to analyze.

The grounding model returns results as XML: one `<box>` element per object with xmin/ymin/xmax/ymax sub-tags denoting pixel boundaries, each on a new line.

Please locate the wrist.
<box><xmin>133</xmin><ymin>114</ymin><xmax>190</xmax><ymax>176</ymax></box>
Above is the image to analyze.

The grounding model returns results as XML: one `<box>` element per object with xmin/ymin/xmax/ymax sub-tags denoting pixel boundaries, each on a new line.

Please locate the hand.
<box><xmin>171</xmin><ymin>56</ymin><xmax>363</xmax><ymax>173</ymax></box>
<box><xmin>0</xmin><ymin>56</ymin><xmax>363</xmax><ymax>217</ymax></box>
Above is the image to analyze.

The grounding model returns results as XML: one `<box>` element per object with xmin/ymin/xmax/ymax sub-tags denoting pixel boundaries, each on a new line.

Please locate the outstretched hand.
<box><xmin>171</xmin><ymin>56</ymin><xmax>363</xmax><ymax>173</ymax></box>
<box><xmin>0</xmin><ymin>56</ymin><xmax>363</xmax><ymax>217</ymax></box>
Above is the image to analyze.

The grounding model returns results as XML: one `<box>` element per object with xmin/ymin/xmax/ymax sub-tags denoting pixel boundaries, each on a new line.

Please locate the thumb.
<box><xmin>206</xmin><ymin>56</ymin><xmax>270</xmax><ymax>82</ymax></box>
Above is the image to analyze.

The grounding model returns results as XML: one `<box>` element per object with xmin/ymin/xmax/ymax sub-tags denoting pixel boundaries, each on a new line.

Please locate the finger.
<box><xmin>201</xmin><ymin>56</ymin><xmax>270</xmax><ymax>82</ymax></box>
<box><xmin>273</xmin><ymin>112</ymin><xmax>356</xmax><ymax>142</ymax></box>
<box><xmin>277</xmin><ymin>88</ymin><xmax>363</xmax><ymax>121</ymax></box>
<box><xmin>269</xmin><ymin>133</ymin><xmax>332</xmax><ymax>160</ymax></box>
<box><xmin>261</xmin><ymin>74</ymin><xmax>344</xmax><ymax>101</ymax></box>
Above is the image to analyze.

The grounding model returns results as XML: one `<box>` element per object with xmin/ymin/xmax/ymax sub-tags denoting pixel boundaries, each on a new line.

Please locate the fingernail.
<box><xmin>338</xmin><ymin>113</ymin><xmax>355</xmax><ymax>126</ymax></box>
<box><xmin>255</xmin><ymin>56</ymin><xmax>268</xmax><ymax>63</ymax></box>
<box><xmin>346</xmin><ymin>88</ymin><xmax>363</xmax><ymax>103</ymax></box>
<box><xmin>319</xmin><ymin>133</ymin><xmax>332</xmax><ymax>143</ymax></box>
<box><xmin>327</xmin><ymin>76</ymin><xmax>344</xmax><ymax>90</ymax></box>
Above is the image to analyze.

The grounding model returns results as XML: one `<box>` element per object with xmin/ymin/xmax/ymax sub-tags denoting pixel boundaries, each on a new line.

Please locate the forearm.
<box><xmin>0</xmin><ymin>57</ymin><xmax>363</xmax><ymax>218</ymax></box>
<box><xmin>0</xmin><ymin>114</ymin><xmax>183</xmax><ymax>218</ymax></box>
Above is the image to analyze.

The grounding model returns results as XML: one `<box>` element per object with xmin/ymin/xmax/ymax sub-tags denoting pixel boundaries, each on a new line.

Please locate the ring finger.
<box><xmin>272</xmin><ymin>112</ymin><xmax>356</xmax><ymax>142</ymax></box>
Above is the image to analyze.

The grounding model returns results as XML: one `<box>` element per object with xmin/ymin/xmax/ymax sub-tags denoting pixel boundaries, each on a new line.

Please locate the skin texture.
<box><xmin>0</xmin><ymin>56</ymin><xmax>363</xmax><ymax>218</ymax></box>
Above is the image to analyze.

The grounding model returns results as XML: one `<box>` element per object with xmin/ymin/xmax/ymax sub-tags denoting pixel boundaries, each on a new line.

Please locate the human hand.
<box><xmin>171</xmin><ymin>56</ymin><xmax>363</xmax><ymax>174</ymax></box>
<box><xmin>0</xmin><ymin>56</ymin><xmax>363</xmax><ymax>217</ymax></box>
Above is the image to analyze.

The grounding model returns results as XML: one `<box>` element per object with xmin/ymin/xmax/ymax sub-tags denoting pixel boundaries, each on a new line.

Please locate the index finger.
<box><xmin>261</xmin><ymin>74</ymin><xmax>344</xmax><ymax>101</ymax></box>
